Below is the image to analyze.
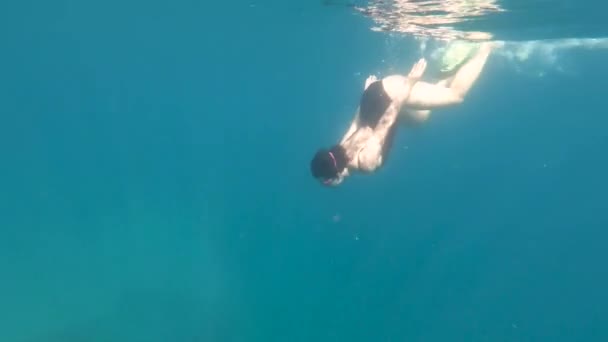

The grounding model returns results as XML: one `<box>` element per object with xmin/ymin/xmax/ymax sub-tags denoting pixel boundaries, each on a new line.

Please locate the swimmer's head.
<box><xmin>310</xmin><ymin>145</ymin><xmax>348</xmax><ymax>186</ymax></box>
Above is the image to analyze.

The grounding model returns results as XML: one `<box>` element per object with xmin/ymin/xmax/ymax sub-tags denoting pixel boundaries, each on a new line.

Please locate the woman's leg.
<box><xmin>405</xmin><ymin>42</ymin><xmax>493</xmax><ymax>109</ymax></box>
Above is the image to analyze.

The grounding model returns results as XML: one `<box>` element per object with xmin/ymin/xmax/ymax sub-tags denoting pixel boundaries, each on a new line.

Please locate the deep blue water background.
<box><xmin>1</xmin><ymin>1</ymin><xmax>608</xmax><ymax>341</ymax></box>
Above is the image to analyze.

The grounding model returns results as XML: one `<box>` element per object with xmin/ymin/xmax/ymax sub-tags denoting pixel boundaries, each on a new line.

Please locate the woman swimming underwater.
<box><xmin>310</xmin><ymin>42</ymin><xmax>493</xmax><ymax>186</ymax></box>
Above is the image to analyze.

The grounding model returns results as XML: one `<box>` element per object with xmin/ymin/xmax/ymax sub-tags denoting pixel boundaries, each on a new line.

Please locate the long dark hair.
<box><xmin>310</xmin><ymin>145</ymin><xmax>348</xmax><ymax>180</ymax></box>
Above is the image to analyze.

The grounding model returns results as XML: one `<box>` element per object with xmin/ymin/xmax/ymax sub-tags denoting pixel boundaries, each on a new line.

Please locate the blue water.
<box><xmin>1</xmin><ymin>1</ymin><xmax>607</xmax><ymax>341</ymax></box>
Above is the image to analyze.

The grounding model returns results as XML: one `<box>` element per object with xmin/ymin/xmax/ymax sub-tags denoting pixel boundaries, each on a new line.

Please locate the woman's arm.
<box><xmin>340</xmin><ymin>75</ymin><xmax>381</xmax><ymax>144</ymax></box>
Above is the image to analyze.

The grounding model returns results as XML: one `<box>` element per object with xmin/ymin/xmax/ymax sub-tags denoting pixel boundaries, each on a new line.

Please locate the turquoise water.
<box><xmin>1</xmin><ymin>0</ymin><xmax>607</xmax><ymax>341</ymax></box>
